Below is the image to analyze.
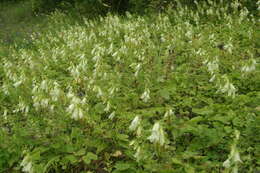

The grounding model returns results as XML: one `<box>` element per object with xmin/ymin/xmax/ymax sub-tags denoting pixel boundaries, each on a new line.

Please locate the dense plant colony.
<box><xmin>0</xmin><ymin>0</ymin><xmax>259</xmax><ymax>173</ymax></box>
<box><xmin>0</xmin><ymin>0</ymin><xmax>258</xmax><ymax>14</ymax></box>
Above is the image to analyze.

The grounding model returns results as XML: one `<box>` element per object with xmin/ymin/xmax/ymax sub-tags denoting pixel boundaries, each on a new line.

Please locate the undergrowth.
<box><xmin>0</xmin><ymin>1</ymin><xmax>259</xmax><ymax>173</ymax></box>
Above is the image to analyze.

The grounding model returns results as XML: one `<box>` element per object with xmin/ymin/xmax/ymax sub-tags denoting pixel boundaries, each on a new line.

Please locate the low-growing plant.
<box><xmin>0</xmin><ymin>0</ymin><xmax>259</xmax><ymax>173</ymax></box>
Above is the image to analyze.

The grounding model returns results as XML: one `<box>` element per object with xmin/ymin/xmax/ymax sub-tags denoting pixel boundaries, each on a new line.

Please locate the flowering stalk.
<box><xmin>20</xmin><ymin>154</ymin><xmax>34</xmax><ymax>173</ymax></box>
<box><xmin>223</xmin><ymin>130</ymin><xmax>242</xmax><ymax>173</ymax></box>
<box><xmin>216</xmin><ymin>75</ymin><xmax>236</xmax><ymax>98</ymax></box>
<box><xmin>147</xmin><ymin>122</ymin><xmax>166</xmax><ymax>146</ymax></box>
<box><xmin>141</xmin><ymin>88</ymin><xmax>150</xmax><ymax>103</ymax></box>
<box><xmin>66</xmin><ymin>93</ymin><xmax>86</xmax><ymax>120</ymax></box>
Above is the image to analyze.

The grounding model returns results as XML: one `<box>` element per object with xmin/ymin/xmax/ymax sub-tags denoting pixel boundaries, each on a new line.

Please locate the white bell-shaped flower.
<box><xmin>141</xmin><ymin>88</ymin><xmax>150</xmax><ymax>103</ymax></box>
<box><xmin>217</xmin><ymin>75</ymin><xmax>236</xmax><ymax>98</ymax></box>
<box><xmin>104</xmin><ymin>101</ymin><xmax>111</xmax><ymax>112</ymax></box>
<box><xmin>108</xmin><ymin>111</ymin><xmax>115</xmax><ymax>120</ymax></box>
<box><xmin>67</xmin><ymin>96</ymin><xmax>84</xmax><ymax>120</ymax></box>
<box><xmin>223</xmin><ymin>158</ymin><xmax>231</xmax><ymax>168</ymax></box>
<box><xmin>21</xmin><ymin>155</ymin><xmax>34</xmax><ymax>173</ymax></box>
<box><xmin>147</xmin><ymin>122</ymin><xmax>165</xmax><ymax>146</ymax></box>
<box><xmin>134</xmin><ymin>146</ymin><xmax>142</xmax><ymax>161</ymax></box>
<box><xmin>164</xmin><ymin>109</ymin><xmax>173</xmax><ymax>118</ymax></box>
<box><xmin>129</xmin><ymin>116</ymin><xmax>141</xmax><ymax>131</ymax></box>
<box><xmin>71</xmin><ymin>107</ymin><xmax>84</xmax><ymax>120</ymax></box>
<box><xmin>233</xmin><ymin>150</ymin><xmax>242</xmax><ymax>163</ymax></box>
<box><xmin>241</xmin><ymin>58</ymin><xmax>256</xmax><ymax>73</ymax></box>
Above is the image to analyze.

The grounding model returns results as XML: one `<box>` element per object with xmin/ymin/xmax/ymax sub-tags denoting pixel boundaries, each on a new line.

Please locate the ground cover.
<box><xmin>0</xmin><ymin>1</ymin><xmax>259</xmax><ymax>172</ymax></box>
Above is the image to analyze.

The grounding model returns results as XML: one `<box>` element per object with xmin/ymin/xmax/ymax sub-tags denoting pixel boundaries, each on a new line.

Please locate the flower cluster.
<box><xmin>20</xmin><ymin>154</ymin><xmax>34</xmax><ymax>173</ymax></box>
<box><xmin>66</xmin><ymin>91</ymin><xmax>86</xmax><ymax>120</ymax></box>
<box><xmin>147</xmin><ymin>122</ymin><xmax>166</xmax><ymax>146</ymax></box>
<box><xmin>241</xmin><ymin>58</ymin><xmax>257</xmax><ymax>73</ymax></box>
<box><xmin>223</xmin><ymin>130</ymin><xmax>242</xmax><ymax>173</ymax></box>
<box><xmin>216</xmin><ymin>75</ymin><xmax>236</xmax><ymax>98</ymax></box>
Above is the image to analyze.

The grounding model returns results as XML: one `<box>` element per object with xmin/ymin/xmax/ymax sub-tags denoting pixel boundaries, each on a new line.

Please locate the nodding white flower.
<box><xmin>185</xmin><ymin>30</ymin><xmax>193</xmax><ymax>39</ymax></box>
<box><xmin>104</xmin><ymin>101</ymin><xmax>111</xmax><ymax>112</ymax></box>
<box><xmin>108</xmin><ymin>111</ymin><xmax>115</xmax><ymax>120</ymax></box>
<box><xmin>206</xmin><ymin>58</ymin><xmax>219</xmax><ymax>75</ymax></box>
<box><xmin>241</xmin><ymin>66</ymin><xmax>253</xmax><ymax>73</ymax></box>
<box><xmin>217</xmin><ymin>75</ymin><xmax>236</xmax><ymax>98</ymax></box>
<box><xmin>135</xmin><ymin>64</ymin><xmax>141</xmax><ymax>77</ymax></box>
<box><xmin>223</xmin><ymin>158</ymin><xmax>231</xmax><ymax>168</ymax></box>
<box><xmin>234</xmin><ymin>130</ymin><xmax>240</xmax><ymax>140</ymax></box>
<box><xmin>70</xmin><ymin>66</ymin><xmax>81</xmax><ymax>79</ymax></box>
<box><xmin>92</xmin><ymin>55</ymin><xmax>101</xmax><ymax>64</ymax></box>
<box><xmin>233</xmin><ymin>150</ymin><xmax>242</xmax><ymax>163</ymax></box>
<box><xmin>147</xmin><ymin>122</ymin><xmax>165</xmax><ymax>146</ymax></box>
<box><xmin>13</xmin><ymin>80</ymin><xmax>23</xmax><ymax>88</ymax></box>
<box><xmin>66</xmin><ymin>90</ymin><xmax>74</xmax><ymax>98</ymax></box>
<box><xmin>226</xmin><ymin>83</ymin><xmax>236</xmax><ymax>97</ymax></box>
<box><xmin>22</xmin><ymin>162</ymin><xmax>33</xmax><ymax>173</ymax></box>
<box><xmin>50</xmin><ymin>83</ymin><xmax>61</xmax><ymax>101</ymax></box>
<box><xmin>239</xmin><ymin>7</ymin><xmax>249</xmax><ymax>19</ymax></box>
<box><xmin>223</xmin><ymin>148</ymin><xmax>242</xmax><ymax>170</ymax></box>
<box><xmin>129</xmin><ymin>140</ymin><xmax>136</xmax><ymax>146</ymax></box>
<box><xmin>93</xmin><ymin>86</ymin><xmax>103</xmax><ymax>98</ymax></box>
<box><xmin>112</xmin><ymin>51</ymin><xmax>118</xmax><ymax>57</ymax></box>
<box><xmin>109</xmin><ymin>87</ymin><xmax>117</xmax><ymax>96</ymax></box>
<box><xmin>209</xmin><ymin>33</ymin><xmax>215</xmax><ymax>40</ymax></box>
<box><xmin>164</xmin><ymin>109</ymin><xmax>174</xmax><ymax>118</ymax></box>
<box><xmin>67</xmin><ymin>96</ymin><xmax>84</xmax><ymax>120</ymax></box>
<box><xmin>129</xmin><ymin>116</ymin><xmax>141</xmax><ymax>131</ymax></box>
<box><xmin>241</xmin><ymin>58</ymin><xmax>257</xmax><ymax>73</ymax></box>
<box><xmin>196</xmin><ymin>48</ymin><xmax>206</xmax><ymax>56</ymax></box>
<box><xmin>2</xmin><ymin>83</ymin><xmax>10</xmax><ymax>95</ymax></box>
<box><xmin>32</xmin><ymin>95</ymin><xmax>49</xmax><ymax>110</ymax></box>
<box><xmin>3</xmin><ymin>110</ymin><xmax>8</xmax><ymax>120</ymax></box>
<box><xmin>231</xmin><ymin>1</ymin><xmax>240</xmax><ymax>10</ymax></box>
<box><xmin>136</xmin><ymin>126</ymin><xmax>142</xmax><ymax>137</ymax></box>
<box><xmin>71</xmin><ymin>107</ymin><xmax>84</xmax><ymax>120</ymax></box>
<box><xmin>224</xmin><ymin>42</ymin><xmax>233</xmax><ymax>54</ymax></box>
<box><xmin>203</xmin><ymin>59</ymin><xmax>208</xmax><ymax>65</ymax></box>
<box><xmin>129</xmin><ymin>63</ymin><xmax>142</xmax><ymax>77</ymax></box>
<box><xmin>134</xmin><ymin>146</ymin><xmax>142</xmax><ymax>161</ymax></box>
<box><xmin>209</xmin><ymin>74</ymin><xmax>216</xmax><ymax>82</ymax></box>
<box><xmin>223</xmin><ymin>130</ymin><xmax>242</xmax><ymax>172</ymax></box>
<box><xmin>206</xmin><ymin>8</ymin><xmax>213</xmax><ymax>15</ymax></box>
<box><xmin>40</xmin><ymin>80</ymin><xmax>48</xmax><ymax>91</ymax></box>
<box><xmin>21</xmin><ymin>155</ymin><xmax>34</xmax><ymax>173</ymax></box>
<box><xmin>43</xmin><ymin>98</ymin><xmax>49</xmax><ymax>106</ymax></box>
<box><xmin>141</xmin><ymin>88</ymin><xmax>150</xmax><ymax>103</ymax></box>
<box><xmin>14</xmin><ymin>101</ymin><xmax>29</xmax><ymax>114</ymax></box>
<box><xmin>134</xmin><ymin>64</ymin><xmax>141</xmax><ymax>77</ymax></box>
<box><xmin>161</xmin><ymin>34</ymin><xmax>166</xmax><ymax>42</ymax></box>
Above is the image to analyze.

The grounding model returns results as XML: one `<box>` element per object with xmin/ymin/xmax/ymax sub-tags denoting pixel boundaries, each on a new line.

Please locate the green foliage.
<box><xmin>1</xmin><ymin>0</ymin><xmax>258</xmax><ymax>15</ymax></box>
<box><xmin>0</xmin><ymin>1</ymin><xmax>259</xmax><ymax>173</ymax></box>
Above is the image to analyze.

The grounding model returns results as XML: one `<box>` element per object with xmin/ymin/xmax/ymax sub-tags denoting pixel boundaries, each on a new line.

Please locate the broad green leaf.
<box><xmin>116</xmin><ymin>134</ymin><xmax>129</xmax><ymax>141</ymax></box>
<box><xmin>185</xmin><ymin>166</ymin><xmax>195</xmax><ymax>173</ymax></box>
<box><xmin>114</xmin><ymin>162</ymin><xmax>131</xmax><ymax>171</ymax></box>
<box><xmin>172</xmin><ymin>158</ymin><xmax>183</xmax><ymax>165</ymax></box>
<box><xmin>82</xmin><ymin>152</ymin><xmax>98</xmax><ymax>164</ymax></box>
<box><xmin>64</xmin><ymin>155</ymin><xmax>78</xmax><ymax>164</ymax></box>
<box><xmin>192</xmin><ymin>107</ymin><xmax>213</xmax><ymax>115</ymax></box>
<box><xmin>188</xmin><ymin>116</ymin><xmax>204</xmax><ymax>124</ymax></box>
<box><xmin>158</xmin><ymin>89</ymin><xmax>170</xmax><ymax>100</ymax></box>
<box><xmin>75</xmin><ymin>149</ymin><xmax>86</xmax><ymax>156</ymax></box>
